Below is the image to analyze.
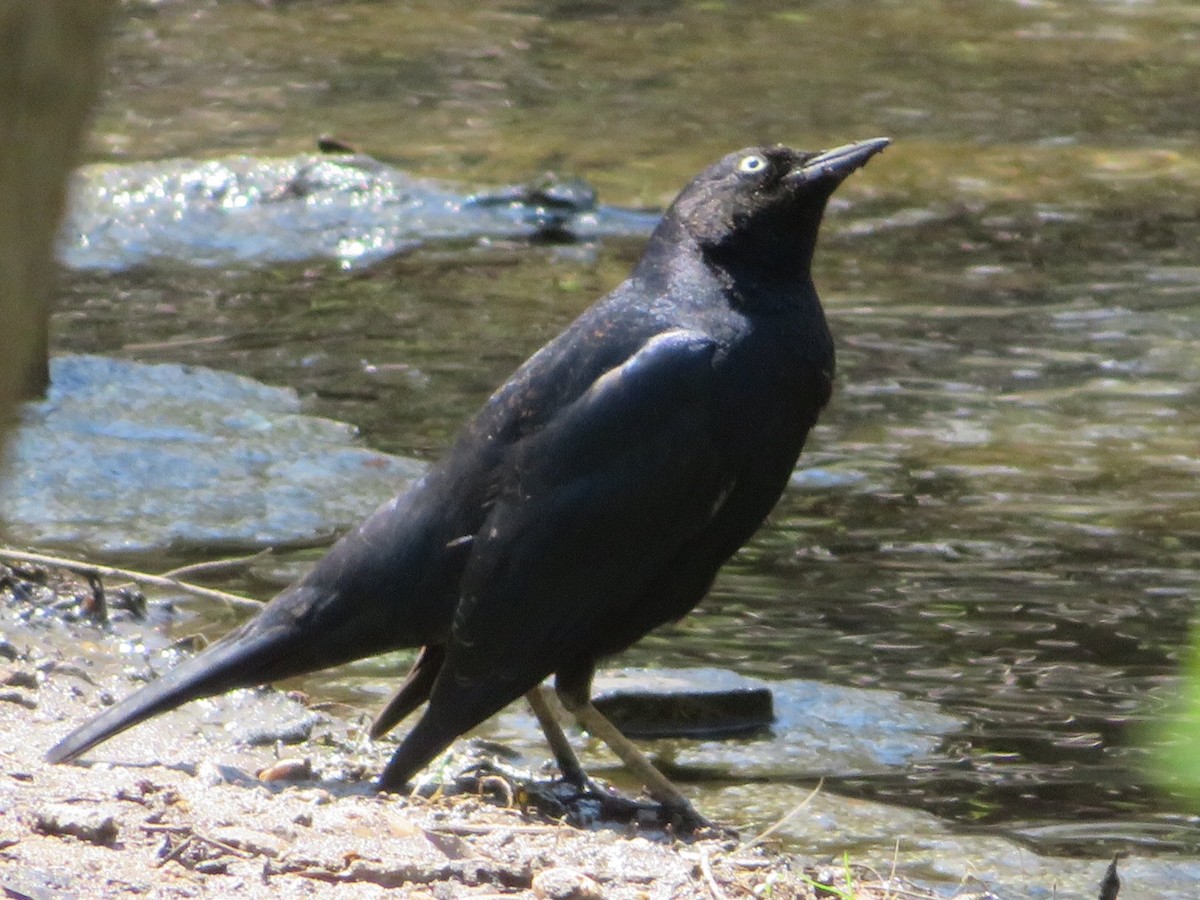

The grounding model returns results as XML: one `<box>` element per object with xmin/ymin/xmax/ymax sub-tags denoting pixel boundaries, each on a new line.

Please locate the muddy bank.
<box><xmin>0</xmin><ymin>565</ymin><xmax>952</xmax><ymax>900</ymax></box>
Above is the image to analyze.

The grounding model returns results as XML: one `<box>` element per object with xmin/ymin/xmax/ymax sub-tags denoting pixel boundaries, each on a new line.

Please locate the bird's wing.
<box><xmin>447</xmin><ymin>327</ymin><xmax>732</xmax><ymax>684</ymax></box>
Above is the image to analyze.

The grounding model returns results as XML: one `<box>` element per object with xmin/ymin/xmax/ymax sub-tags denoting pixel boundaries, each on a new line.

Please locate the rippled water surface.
<box><xmin>44</xmin><ymin>0</ymin><xmax>1200</xmax><ymax>873</ymax></box>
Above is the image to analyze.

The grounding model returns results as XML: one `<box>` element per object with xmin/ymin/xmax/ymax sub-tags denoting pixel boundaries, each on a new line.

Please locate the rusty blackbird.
<box><xmin>48</xmin><ymin>138</ymin><xmax>890</xmax><ymax>828</ymax></box>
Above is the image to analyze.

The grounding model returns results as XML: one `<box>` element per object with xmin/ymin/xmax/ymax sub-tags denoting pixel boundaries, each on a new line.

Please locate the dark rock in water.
<box><xmin>0</xmin><ymin>355</ymin><xmax>426</xmax><ymax>555</ymax></box>
<box><xmin>1099</xmin><ymin>855</ymin><xmax>1121</xmax><ymax>900</ymax></box>
<box><xmin>60</xmin><ymin>154</ymin><xmax>661</xmax><ymax>272</ymax></box>
<box><xmin>590</xmin><ymin>667</ymin><xmax>774</xmax><ymax>738</ymax></box>
<box><xmin>468</xmin><ymin>173</ymin><xmax>600</xmax><ymax>242</ymax></box>
<box><xmin>316</xmin><ymin>135</ymin><xmax>358</xmax><ymax>154</ymax></box>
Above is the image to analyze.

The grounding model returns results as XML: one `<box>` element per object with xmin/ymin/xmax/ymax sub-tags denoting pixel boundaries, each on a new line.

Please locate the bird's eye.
<box><xmin>737</xmin><ymin>154</ymin><xmax>767</xmax><ymax>174</ymax></box>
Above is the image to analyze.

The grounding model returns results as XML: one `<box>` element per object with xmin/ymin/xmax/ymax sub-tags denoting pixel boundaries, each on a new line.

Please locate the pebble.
<box><xmin>233</xmin><ymin>711</ymin><xmax>319</xmax><ymax>747</ymax></box>
<box><xmin>0</xmin><ymin>689</ymin><xmax>37</xmax><ymax>709</ymax></box>
<box><xmin>532</xmin><ymin>866</ymin><xmax>604</xmax><ymax>900</ymax></box>
<box><xmin>196</xmin><ymin>759</ymin><xmax>256</xmax><ymax>787</ymax></box>
<box><xmin>33</xmin><ymin>804</ymin><xmax>118</xmax><ymax>846</ymax></box>
<box><xmin>0</xmin><ymin>665</ymin><xmax>36</xmax><ymax>688</ymax></box>
<box><xmin>257</xmin><ymin>757</ymin><xmax>313</xmax><ymax>783</ymax></box>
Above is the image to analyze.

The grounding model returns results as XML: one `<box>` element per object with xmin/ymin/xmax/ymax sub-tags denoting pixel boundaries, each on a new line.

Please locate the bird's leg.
<box><xmin>525</xmin><ymin>691</ymin><xmax>667</xmax><ymax>825</ymax></box>
<box><xmin>524</xmin><ymin>685</ymin><xmax>588</xmax><ymax>787</ymax></box>
<box><xmin>555</xmin><ymin>683</ymin><xmax>712</xmax><ymax>833</ymax></box>
<box><xmin>529</xmin><ymin>683</ymin><xmax>676</xmax><ymax>825</ymax></box>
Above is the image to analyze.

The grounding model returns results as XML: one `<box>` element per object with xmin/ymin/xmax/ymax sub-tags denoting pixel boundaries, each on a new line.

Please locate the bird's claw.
<box><xmin>558</xmin><ymin>778</ymin><xmax>733</xmax><ymax>837</ymax></box>
<box><xmin>659</xmin><ymin>799</ymin><xmax>736</xmax><ymax>838</ymax></box>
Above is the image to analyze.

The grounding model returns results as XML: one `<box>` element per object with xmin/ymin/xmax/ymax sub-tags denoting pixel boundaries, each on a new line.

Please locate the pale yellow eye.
<box><xmin>738</xmin><ymin>154</ymin><xmax>767</xmax><ymax>174</ymax></box>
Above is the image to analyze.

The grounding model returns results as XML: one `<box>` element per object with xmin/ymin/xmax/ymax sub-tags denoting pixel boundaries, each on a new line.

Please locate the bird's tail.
<box><xmin>45</xmin><ymin>584</ymin><xmax>380</xmax><ymax>765</ymax></box>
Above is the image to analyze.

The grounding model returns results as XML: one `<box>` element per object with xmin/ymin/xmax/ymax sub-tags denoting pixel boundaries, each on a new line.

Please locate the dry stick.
<box><xmin>475</xmin><ymin>774</ymin><xmax>516</xmax><ymax>809</ymax></box>
<box><xmin>154</xmin><ymin>833</ymin><xmax>194</xmax><ymax>868</ymax></box>
<box><xmin>191</xmin><ymin>831</ymin><xmax>256</xmax><ymax>859</ymax></box>
<box><xmin>884</xmin><ymin>887</ymin><xmax>945</xmax><ymax>900</ymax></box>
<box><xmin>0</xmin><ymin>547</ymin><xmax>263</xmax><ymax>611</ymax></box>
<box><xmin>739</xmin><ymin>778</ymin><xmax>824</xmax><ymax>851</ymax></box>
<box><xmin>855</xmin><ymin>860</ymin><xmax>938</xmax><ymax>900</ymax></box>
<box><xmin>891</xmin><ymin>838</ymin><xmax>902</xmax><ymax>898</ymax></box>
<box><xmin>698</xmin><ymin>846</ymin><xmax>728</xmax><ymax>900</ymax></box>
<box><xmin>883</xmin><ymin>839</ymin><xmax>944</xmax><ymax>900</ymax></box>
<box><xmin>159</xmin><ymin>548</ymin><xmax>274</xmax><ymax>581</ymax></box>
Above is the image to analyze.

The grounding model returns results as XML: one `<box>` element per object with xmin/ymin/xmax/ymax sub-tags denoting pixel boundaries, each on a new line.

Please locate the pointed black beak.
<box><xmin>792</xmin><ymin>137</ymin><xmax>891</xmax><ymax>184</ymax></box>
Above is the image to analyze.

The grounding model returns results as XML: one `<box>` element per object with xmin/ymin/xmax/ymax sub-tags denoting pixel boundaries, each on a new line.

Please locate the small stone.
<box><xmin>257</xmin><ymin>757</ymin><xmax>312</xmax><ymax>783</ymax></box>
<box><xmin>233</xmin><ymin>711</ymin><xmax>318</xmax><ymax>747</ymax></box>
<box><xmin>33</xmin><ymin>804</ymin><xmax>118</xmax><ymax>846</ymax></box>
<box><xmin>532</xmin><ymin>866</ymin><xmax>604</xmax><ymax>900</ymax></box>
<box><xmin>39</xmin><ymin>661</ymin><xmax>97</xmax><ymax>685</ymax></box>
<box><xmin>0</xmin><ymin>866</ymin><xmax>71</xmax><ymax>899</ymax></box>
<box><xmin>342</xmin><ymin>858</ymin><xmax>422</xmax><ymax>889</ymax></box>
<box><xmin>196</xmin><ymin>759</ymin><xmax>255</xmax><ymax>787</ymax></box>
<box><xmin>0</xmin><ymin>666</ymin><xmax>37</xmax><ymax>688</ymax></box>
<box><xmin>0</xmin><ymin>689</ymin><xmax>37</xmax><ymax>709</ymax></box>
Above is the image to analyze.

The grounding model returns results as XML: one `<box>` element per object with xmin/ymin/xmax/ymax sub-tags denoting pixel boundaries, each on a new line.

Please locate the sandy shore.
<box><xmin>0</xmin><ymin>561</ymin><xmax>955</xmax><ymax>899</ymax></box>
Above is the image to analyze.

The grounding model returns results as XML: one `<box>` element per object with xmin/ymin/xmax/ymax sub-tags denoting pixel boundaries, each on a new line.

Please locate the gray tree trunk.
<box><xmin>0</xmin><ymin>0</ymin><xmax>113</xmax><ymax>428</ymax></box>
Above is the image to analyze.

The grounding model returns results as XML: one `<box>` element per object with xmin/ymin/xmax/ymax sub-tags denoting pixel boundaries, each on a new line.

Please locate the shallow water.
<box><xmin>38</xmin><ymin>0</ymin><xmax>1200</xmax><ymax>879</ymax></box>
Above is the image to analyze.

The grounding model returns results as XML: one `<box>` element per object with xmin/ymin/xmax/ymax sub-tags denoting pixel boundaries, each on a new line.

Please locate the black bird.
<box><xmin>47</xmin><ymin>137</ymin><xmax>889</xmax><ymax>827</ymax></box>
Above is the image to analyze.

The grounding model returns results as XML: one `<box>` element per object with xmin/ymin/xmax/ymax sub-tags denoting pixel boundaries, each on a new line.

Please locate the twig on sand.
<box><xmin>147</xmin><ymin>824</ymin><xmax>255</xmax><ymax>869</ymax></box>
<box><xmin>698</xmin><ymin>846</ymin><xmax>727</xmax><ymax>900</ymax></box>
<box><xmin>0</xmin><ymin>547</ymin><xmax>264</xmax><ymax>612</ymax></box>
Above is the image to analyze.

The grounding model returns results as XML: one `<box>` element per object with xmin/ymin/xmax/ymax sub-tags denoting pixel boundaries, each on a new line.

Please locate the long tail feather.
<box><xmin>46</xmin><ymin>622</ymin><xmax>298</xmax><ymax>764</ymax></box>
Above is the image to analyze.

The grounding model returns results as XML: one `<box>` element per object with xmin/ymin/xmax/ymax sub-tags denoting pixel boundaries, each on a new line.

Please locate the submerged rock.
<box><xmin>488</xmin><ymin>669</ymin><xmax>962</xmax><ymax>784</ymax></box>
<box><xmin>669</xmin><ymin>677</ymin><xmax>964</xmax><ymax>778</ymax></box>
<box><xmin>60</xmin><ymin>154</ymin><xmax>661</xmax><ymax>272</ymax></box>
<box><xmin>0</xmin><ymin>355</ymin><xmax>425</xmax><ymax>554</ymax></box>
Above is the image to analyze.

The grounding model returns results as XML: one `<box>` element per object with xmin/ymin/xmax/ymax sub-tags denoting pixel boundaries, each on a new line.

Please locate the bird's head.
<box><xmin>653</xmin><ymin>138</ymin><xmax>890</xmax><ymax>303</ymax></box>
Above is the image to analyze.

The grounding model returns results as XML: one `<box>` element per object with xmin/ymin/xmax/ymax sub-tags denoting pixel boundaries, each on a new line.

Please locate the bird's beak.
<box><xmin>792</xmin><ymin>137</ymin><xmax>891</xmax><ymax>184</ymax></box>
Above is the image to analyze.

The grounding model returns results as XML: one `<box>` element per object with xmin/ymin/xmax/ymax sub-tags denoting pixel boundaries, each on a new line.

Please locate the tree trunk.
<box><xmin>0</xmin><ymin>0</ymin><xmax>113</xmax><ymax>425</ymax></box>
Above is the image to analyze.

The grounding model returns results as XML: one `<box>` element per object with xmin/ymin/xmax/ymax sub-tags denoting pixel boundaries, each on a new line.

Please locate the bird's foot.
<box><xmin>659</xmin><ymin>798</ymin><xmax>736</xmax><ymax>839</ymax></box>
<box><xmin>547</xmin><ymin>776</ymin><xmax>662</xmax><ymax>825</ymax></box>
<box><xmin>558</xmin><ymin>777</ymin><xmax>733</xmax><ymax>837</ymax></box>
